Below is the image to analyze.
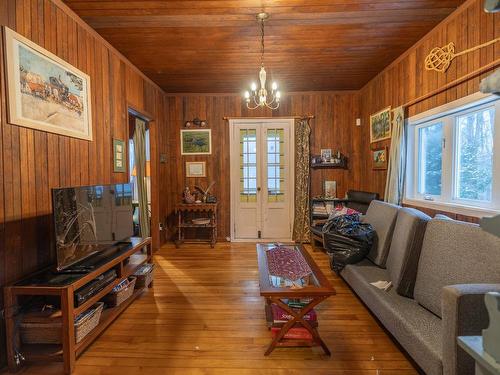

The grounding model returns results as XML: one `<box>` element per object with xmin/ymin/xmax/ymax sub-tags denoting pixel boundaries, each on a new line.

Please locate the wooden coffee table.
<box><xmin>256</xmin><ymin>243</ymin><xmax>336</xmax><ymax>355</ymax></box>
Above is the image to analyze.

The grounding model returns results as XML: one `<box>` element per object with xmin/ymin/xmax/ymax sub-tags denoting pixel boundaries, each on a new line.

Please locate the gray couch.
<box><xmin>340</xmin><ymin>202</ymin><xmax>500</xmax><ymax>375</ymax></box>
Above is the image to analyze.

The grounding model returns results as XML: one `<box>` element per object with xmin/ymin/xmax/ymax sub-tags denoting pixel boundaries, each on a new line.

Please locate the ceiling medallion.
<box><xmin>243</xmin><ymin>12</ymin><xmax>281</xmax><ymax>110</ymax></box>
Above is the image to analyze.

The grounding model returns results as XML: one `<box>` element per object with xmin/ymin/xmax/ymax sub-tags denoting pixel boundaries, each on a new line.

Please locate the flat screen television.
<box><xmin>52</xmin><ymin>183</ymin><xmax>134</xmax><ymax>271</ymax></box>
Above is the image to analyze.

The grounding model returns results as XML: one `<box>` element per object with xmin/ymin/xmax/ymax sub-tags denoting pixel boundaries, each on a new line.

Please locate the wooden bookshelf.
<box><xmin>3</xmin><ymin>237</ymin><xmax>153</xmax><ymax>374</ymax></box>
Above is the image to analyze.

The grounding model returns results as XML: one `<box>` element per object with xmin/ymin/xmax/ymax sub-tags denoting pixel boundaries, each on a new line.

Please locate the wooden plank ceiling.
<box><xmin>63</xmin><ymin>0</ymin><xmax>466</xmax><ymax>93</ymax></box>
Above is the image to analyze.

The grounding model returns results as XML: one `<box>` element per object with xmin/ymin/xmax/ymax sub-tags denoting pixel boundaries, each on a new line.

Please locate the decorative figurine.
<box><xmin>183</xmin><ymin>187</ymin><xmax>196</xmax><ymax>204</ymax></box>
<box><xmin>482</xmin><ymin>292</ymin><xmax>500</xmax><ymax>362</ymax></box>
<box><xmin>195</xmin><ymin>181</ymin><xmax>216</xmax><ymax>203</ymax></box>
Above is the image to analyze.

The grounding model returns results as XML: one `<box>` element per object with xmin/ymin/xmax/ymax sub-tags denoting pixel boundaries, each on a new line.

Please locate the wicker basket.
<box><xmin>20</xmin><ymin>308</ymin><xmax>62</xmax><ymax>345</ymax></box>
<box><xmin>134</xmin><ymin>264</ymin><xmax>155</xmax><ymax>289</ymax></box>
<box><xmin>104</xmin><ymin>277</ymin><xmax>137</xmax><ymax>307</ymax></box>
<box><xmin>74</xmin><ymin>302</ymin><xmax>104</xmax><ymax>344</ymax></box>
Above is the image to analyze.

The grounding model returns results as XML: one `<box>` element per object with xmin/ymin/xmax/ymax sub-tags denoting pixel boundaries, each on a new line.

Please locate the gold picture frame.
<box><xmin>370</xmin><ymin>106</ymin><xmax>391</xmax><ymax>143</ymax></box>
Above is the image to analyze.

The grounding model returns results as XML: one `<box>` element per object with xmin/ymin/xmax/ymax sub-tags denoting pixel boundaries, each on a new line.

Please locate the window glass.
<box><xmin>267</xmin><ymin>129</ymin><xmax>285</xmax><ymax>202</ymax></box>
<box><xmin>418</xmin><ymin>122</ymin><xmax>443</xmax><ymax>196</ymax></box>
<box><xmin>240</xmin><ymin>129</ymin><xmax>257</xmax><ymax>203</ymax></box>
<box><xmin>456</xmin><ymin>107</ymin><xmax>495</xmax><ymax>202</ymax></box>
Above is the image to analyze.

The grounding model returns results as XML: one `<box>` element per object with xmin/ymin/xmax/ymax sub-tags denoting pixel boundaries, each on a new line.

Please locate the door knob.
<box><xmin>257</xmin><ymin>187</ymin><xmax>261</xmax><ymax>192</ymax></box>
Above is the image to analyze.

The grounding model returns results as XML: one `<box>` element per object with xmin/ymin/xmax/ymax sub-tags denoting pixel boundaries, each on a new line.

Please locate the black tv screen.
<box><xmin>52</xmin><ymin>183</ymin><xmax>134</xmax><ymax>271</ymax></box>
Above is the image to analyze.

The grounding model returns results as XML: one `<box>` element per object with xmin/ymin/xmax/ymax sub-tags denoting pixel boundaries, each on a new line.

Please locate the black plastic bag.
<box><xmin>322</xmin><ymin>214</ymin><xmax>374</xmax><ymax>273</ymax></box>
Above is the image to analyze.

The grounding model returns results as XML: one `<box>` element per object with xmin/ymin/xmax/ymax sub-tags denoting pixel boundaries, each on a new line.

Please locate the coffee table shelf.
<box><xmin>256</xmin><ymin>243</ymin><xmax>335</xmax><ymax>356</ymax></box>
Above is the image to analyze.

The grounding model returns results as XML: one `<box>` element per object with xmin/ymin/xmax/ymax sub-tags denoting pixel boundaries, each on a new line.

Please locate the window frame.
<box><xmin>405</xmin><ymin>92</ymin><xmax>500</xmax><ymax>217</ymax></box>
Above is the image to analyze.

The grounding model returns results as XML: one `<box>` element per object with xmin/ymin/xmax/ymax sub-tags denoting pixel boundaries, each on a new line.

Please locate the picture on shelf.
<box><xmin>372</xmin><ymin>147</ymin><xmax>388</xmax><ymax>170</ymax></box>
<box><xmin>323</xmin><ymin>180</ymin><xmax>337</xmax><ymax>198</ymax></box>
<box><xmin>320</xmin><ymin>149</ymin><xmax>332</xmax><ymax>161</ymax></box>
<box><xmin>370</xmin><ymin>107</ymin><xmax>392</xmax><ymax>143</ymax></box>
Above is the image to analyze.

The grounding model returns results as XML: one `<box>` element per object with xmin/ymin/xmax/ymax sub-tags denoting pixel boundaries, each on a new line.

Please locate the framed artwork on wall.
<box><xmin>3</xmin><ymin>27</ymin><xmax>92</xmax><ymax>140</ymax></box>
<box><xmin>186</xmin><ymin>162</ymin><xmax>206</xmax><ymax>177</ymax></box>
<box><xmin>370</xmin><ymin>107</ymin><xmax>391</xmax><ymax>143</ymax></box>
<box><xmin>372</xmin><ymin>147</ymin><xmax>388</xmax><ymax>170</ymax></box>
<box><xmin>113</xmin><ymin>139</ymin><xmax>126</xmax><ymax>172</ymax></box>
<box><xmin>181</xmin><ymin>129</ymin><xmax>212</xmax><ymax>155</ymax></box>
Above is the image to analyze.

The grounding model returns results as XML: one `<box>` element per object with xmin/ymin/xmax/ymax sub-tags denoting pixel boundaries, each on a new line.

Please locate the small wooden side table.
<box><xmin>175</xmin><ymin>203</ymin><xmax>217</xmax><ymax>248</ymax></box>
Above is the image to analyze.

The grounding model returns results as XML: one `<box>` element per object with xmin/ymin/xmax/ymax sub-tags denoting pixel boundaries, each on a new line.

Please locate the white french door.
<box><xmin>230</xmin><ymin>119</ymin><xmax>294</xmax><ymax>241</ymax></box>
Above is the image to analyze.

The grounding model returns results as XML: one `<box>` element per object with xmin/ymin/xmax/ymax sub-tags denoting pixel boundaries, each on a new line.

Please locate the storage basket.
<box><xmin>134</xmin><ymin>263</ymin><xmax>155</xmax><ymax>289</ymax></box>
<box><xmin>74</xmin><ymin>302</ymin><xmax>104</xmax><ymax>344</ymax></box>
<box><xmin>104</xmin><ymin>277</ymin><xmax>137</xmax><ymax>307</ymax></box>
<box><xmin>20</xmin><ymin>307</ymin><xmax>62</xmax><ymax>345</ymax></box>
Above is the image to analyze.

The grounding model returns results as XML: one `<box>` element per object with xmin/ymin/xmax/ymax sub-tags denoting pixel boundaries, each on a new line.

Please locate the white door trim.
<box><xmin>229</xmin><ymin>118</ymin><xmax>295</xmax><ymax>242</ymax></box>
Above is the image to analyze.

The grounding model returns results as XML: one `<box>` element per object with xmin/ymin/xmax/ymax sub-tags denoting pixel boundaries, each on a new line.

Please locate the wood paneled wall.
<box><xmin>162</xmin><ymin>92</ymin><xmax>359</xmax><ymax>240</ymax></box>
<box><xmin>0</xmin><ymin>0</ymin><xmax>171</xmax><ymax>366</ymax></box>
<box><xmin>355</xmin><ymin>0</ymin><xmax>499</xmax><ymax>198</ymax></box>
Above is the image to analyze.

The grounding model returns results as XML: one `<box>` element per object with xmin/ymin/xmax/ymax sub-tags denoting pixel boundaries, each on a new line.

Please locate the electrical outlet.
<box><xmin>159</xmin><ymin>223</ymin><xmax>164</xmax><ymax>231</ymax></box>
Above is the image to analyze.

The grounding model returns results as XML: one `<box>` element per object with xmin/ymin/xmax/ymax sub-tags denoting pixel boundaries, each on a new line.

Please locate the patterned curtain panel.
<box><xmin>292</xmin><ymin>118</ymin><xmax>311</xmax><ymax>243</ymax></box>
<box><xmin>385</xmin><ymin>106</ymin><xmax>407</xmax><ymax>205</ymax></box>
<box><xmin>133</xmin><ymin>118</ymin><xmax>151</xmax><ymax>237</ymax></box>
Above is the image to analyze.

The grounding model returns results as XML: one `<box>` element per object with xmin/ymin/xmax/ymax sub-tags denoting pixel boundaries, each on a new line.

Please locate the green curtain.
<box><xmin>385</xmin><ymin>106</ymin><xmax>407</xmax><ymax>205</ymax></box>
<box><xmin>292</xmin><ymin>118</ymin><xmax>311</xmax><ymax>243</ymax></box>
<box><xmin>133</xmin><ymin>118</ymin><xmax>150</xmax><ymax>238</ymax></box>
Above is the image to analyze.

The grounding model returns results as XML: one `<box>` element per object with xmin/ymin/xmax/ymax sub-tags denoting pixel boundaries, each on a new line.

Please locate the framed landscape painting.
<box><xmin>370</xmin><ymin>107</ymin><xmax>391</xmax><ymax>143</ymax></box>
<box><xmin>4</xmin><ymin>27</ymin><xmax>92</xmax><ymax>140</ymax></box>
<box><xmin>181</xmin><ymin>129</ymin><xmax>212</xmax><ymax>155</ymax></box>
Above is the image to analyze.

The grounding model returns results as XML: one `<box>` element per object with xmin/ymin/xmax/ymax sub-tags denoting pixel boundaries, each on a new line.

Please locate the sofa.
<box><xmin>340</xmin><ymin>201</ymin><xmax>500</xmax><ymax>375</ymax></box>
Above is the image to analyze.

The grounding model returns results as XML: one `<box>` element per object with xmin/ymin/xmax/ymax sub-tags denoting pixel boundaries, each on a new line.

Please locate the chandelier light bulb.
<box><xmin>251</xmin><ymin>82</ymin><xmax>257</xmax><ymax>91</ymax></box>
<box><xmin>244</xmin><ymin>91</ymin><xmax>250</xmax><ymax>99</ymax></box>
<box><xmin>272</xmin><ymin>82</ymin><xmax>278</xmax><ymax>91</ymax></box>
<box><xmin>276</xmin><ymin>91</ymin><xmax>281</xmax><ymax>100</ymax></box>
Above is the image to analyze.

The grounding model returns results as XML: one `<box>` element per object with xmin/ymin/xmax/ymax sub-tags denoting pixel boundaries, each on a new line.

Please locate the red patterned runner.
<box><xmin>266</xmin><ymin>246</ymin><xmax>312</xmax><ymax>280</ymax></box>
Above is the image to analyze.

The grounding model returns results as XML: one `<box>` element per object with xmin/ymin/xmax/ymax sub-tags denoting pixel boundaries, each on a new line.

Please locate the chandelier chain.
<box><xmin>260</xmin><ymin>17</ymin><xmax>265</xmax><ymax>67</ymax></box>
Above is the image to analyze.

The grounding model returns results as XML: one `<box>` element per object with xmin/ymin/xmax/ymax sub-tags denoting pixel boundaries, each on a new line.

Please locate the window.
<box><xmin>267</xmin><ymin>128</ymin><xmax>285</xmax><ymax>202</ymax></box>
<box><xmin>407</xmin><ymin>94</ymin><xmax>500</xmax><ymax>214</ymax></box>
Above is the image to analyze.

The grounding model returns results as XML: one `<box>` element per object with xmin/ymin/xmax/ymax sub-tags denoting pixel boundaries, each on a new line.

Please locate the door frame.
<box><xmin>229</xmin><ymin>118</ymin><xmax>295</xmax><ymax>242</ymax></box>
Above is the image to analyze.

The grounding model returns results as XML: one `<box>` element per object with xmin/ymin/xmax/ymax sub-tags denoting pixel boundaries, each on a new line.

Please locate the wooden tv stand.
<box><xmin>3</xmin><ymin>237</ymin><xmax>152</xmax><ymax>374</ymax></box>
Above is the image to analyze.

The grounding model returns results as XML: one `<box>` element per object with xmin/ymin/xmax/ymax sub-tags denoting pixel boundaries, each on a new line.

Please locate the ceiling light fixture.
<box><xmin>243</xmin><ymin>12</ymin><xmax>281</xmax><ymax>110</ymax></box>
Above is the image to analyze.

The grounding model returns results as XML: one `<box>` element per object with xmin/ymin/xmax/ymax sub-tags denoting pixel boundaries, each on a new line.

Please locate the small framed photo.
<box><xmin>323</xmin><ymin>180</ymin><xmax>337</xmax><ymax>198</ymax></box>
<box><xmin>181</xmin><ymin>129</ymin><xmax>212</xmax><ymax>155</ymax></box>
<box><xmin>113</xmin><ymin>138</ymin><xmax>126</xmax><ymax>173</ymax></box>
<box><xmin>186</xmin><ymin>161</ymin><xmax>206</xmax><ymax>177</ymax></box>
<box><xmin>320</xmin><ymin>149</ymin><xmax>332</xmax><ymax>161</ymax></box>
<box><xmin>372</xmin><ymin>147</ymin><xmax>388</xmax><ymax>170</ymax></box>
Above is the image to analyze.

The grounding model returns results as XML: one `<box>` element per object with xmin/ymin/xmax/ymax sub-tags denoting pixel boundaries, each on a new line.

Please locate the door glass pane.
<box><xmin>267</xmin><ymin>129</ymin><xmax>285</xmax><ymax>202</ymax></box>
<box><xmin>240</xmin><ymin>129</ymin><xmax>257</xmax><ymax>203</ymax></box>
<box><xmin>418</xmin><ymin>122</ymin><xmax>443</xmax><ymax>196</ymax></box>
<box><xmin>456</xmin><ymin>107</ymin><xmax>495</xmax><ymax>202</ymax></box>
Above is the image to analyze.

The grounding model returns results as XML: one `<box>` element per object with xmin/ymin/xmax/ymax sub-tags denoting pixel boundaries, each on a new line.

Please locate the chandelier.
<box><xmin>244</xmin><ymin>12</ymin><xmax>281</xmax><ymax>110</ymax></box>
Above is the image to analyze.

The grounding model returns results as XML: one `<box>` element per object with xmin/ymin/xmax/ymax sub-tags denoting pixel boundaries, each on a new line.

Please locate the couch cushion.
<box><xmin>364</xmin><ymin>200</ymin><xmax>400</xmax><ymax>268</ymax></box>
<box><xmin>341</xmin><ymin>260</ymin><xmax>443</xmax><ymax>375</ymax></box>
<box><xmin>414</xmin><ymin>218</ymin><xmax>500</xmax><ymax>318</ymax></box>
<box><xmin>386</xmin><ymin>208</ymin><xmax>431</xmax><ymax>297</ymax></box>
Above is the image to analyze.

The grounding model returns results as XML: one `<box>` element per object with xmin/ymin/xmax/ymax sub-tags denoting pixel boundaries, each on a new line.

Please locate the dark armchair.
<box><xmin>345</xmin><ymin>190</ymin><xmax>380</xmax><ymax>214</ymax></box>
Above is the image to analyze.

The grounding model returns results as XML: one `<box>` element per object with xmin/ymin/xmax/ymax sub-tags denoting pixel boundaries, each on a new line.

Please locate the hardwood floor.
<box><xmin>8</xmin><ymin>243</ymin><xmax>419</xmax><ymax>375</ymax></box>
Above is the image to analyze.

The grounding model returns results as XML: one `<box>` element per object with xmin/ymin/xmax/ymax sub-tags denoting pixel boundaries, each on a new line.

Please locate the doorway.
<box><xmin>229</xmin><ymin>119</ymin><xmax>295</xmax><ymax>242</ymax></box>
<box><xmin>128</xmin><ymin>111</ymin><xmax>151</xmax><ymax>237</ymax></box>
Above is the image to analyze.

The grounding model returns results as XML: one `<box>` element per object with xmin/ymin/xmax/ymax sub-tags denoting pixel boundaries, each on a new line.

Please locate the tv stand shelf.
<box><xmin>3</xmin><ymin>237</ymin><xmax>152</xmax><ymax>374</ymax></box>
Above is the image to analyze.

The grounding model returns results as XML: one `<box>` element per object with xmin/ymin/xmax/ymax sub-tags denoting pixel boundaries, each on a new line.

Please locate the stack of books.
<box><xmin>265</xmin><ymin>299</ymin><xmax>317</xmax><ymax>342</ymax></box>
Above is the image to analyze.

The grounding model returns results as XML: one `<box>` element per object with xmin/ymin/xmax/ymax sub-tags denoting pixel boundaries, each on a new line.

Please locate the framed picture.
<box><xmin>320</xmin><ymin>148</ymin><xmax>332</xmax><ymax>161</ymax></box>
<box><xmin>181</xmin><ymin>129</ymin><xmax>212</xmax><ymax>155</ymax></box>
<box><xmin>372</xmin><ymin>147</ymin><xmax>388</xmax><ymax>170</ymax></box>
<box><xmin>370</xmin><ymin>107</ymin><xmax>392</xmax><ymax>143</ymax></box>
<box><xmin>186</xmin><ymin>161</ymin><xmax>206</xmax><ymax>177</ymax></box>
<box><xmin>113</xmin><ymin>139</ymin><xmax>126</xmax><ymax>172</ymax></box>
<box><xmin>4</xmin><ymin>27</ymin><xmax>92</xmax><ymax>140</ymax></box>
<box><xmin>323</xmin><ymin>180</ymin><xmax>337</xmax><ymax>198</ymax></box>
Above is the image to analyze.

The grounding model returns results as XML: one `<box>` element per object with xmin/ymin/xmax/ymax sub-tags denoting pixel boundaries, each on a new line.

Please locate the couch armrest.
<box><xmin>442</xmin><ymin>284</ymin><xmax>500</xmax><ymax>375</ymax></box>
